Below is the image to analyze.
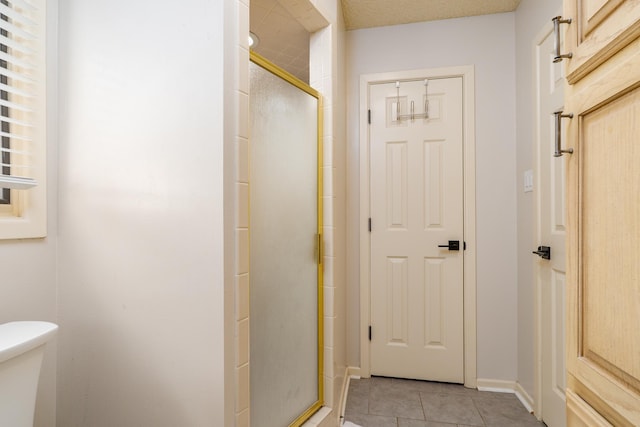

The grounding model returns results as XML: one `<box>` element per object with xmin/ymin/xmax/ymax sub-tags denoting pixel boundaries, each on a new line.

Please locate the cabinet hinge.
<box><xmin>369</xmin><ymin>326</ymin><xmax>372</xmax><ymax>341</ymax></box>
<box><xmin>368</xmin><ymin>218</ymin><xmax>372</xmax><ymax>232</ymax></box>
<box><xmin>368</xmin><ymin>109</ymin><xmax>371</xmax><ymax>124</ymax></box>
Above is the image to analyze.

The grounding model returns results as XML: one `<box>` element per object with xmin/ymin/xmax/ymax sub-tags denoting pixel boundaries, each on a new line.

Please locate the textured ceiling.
<box><xmin>250</xmin><ymin>0</ymin><xmax>522</xmax><ymax>82</ymax></box>
<box><xmin>250</xmin><ymin>0</ymin><xmax>311</xmax><ymax>82</ymax></box>
<box><xmin>342</xmin><ymin>0</ymin><xmax>522</xmax><ymax>30</ymax></box>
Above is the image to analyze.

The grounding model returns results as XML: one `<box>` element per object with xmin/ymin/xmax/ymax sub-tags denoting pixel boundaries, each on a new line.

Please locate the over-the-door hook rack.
<box><xmin>393</xmin><ymin>80</ymin><xmax>429</xmax><ymax>122</ymax></box>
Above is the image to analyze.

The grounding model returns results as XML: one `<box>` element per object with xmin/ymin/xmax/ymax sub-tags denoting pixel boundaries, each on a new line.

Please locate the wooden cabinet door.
<box><xmin>564</xmin><ymin>0</ymin><xmax>640</xmax><ymax>83</ymax></box>
<box><xmin>565</xmin><ymin>34</ymin><xmax>640</xmax><ymax>426</ymax></box>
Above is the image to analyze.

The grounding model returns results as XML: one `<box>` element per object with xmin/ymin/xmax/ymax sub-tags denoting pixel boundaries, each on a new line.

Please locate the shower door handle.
<box><xmin>316</xmin><ymin>233</ymin><xmax>323</xmax><ymax>265</ymax></box>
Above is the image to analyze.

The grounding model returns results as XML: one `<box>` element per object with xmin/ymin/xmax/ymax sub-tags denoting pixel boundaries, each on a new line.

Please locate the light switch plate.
<box><xmin>524</xmin><ymin>169</ymin><xmax>533</xmax><ymax>193</ymax></box>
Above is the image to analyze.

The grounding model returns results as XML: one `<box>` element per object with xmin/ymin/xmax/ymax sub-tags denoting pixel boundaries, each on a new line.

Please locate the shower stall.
<box><xmin>249</xmin><ymin>53</ymin><xmax>323</xmax><ymax>427</ymax></box>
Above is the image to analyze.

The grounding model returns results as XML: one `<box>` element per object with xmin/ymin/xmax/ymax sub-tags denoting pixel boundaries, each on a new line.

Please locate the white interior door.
<box><xmin>369</xmin><ymin>77</ymin><xmax>464</xmax><ymax>383</ymax></box>
<box><xmin>535</xmin><ymin>24</ymin><xmax>566</xmax><ymax>427</ymax></box>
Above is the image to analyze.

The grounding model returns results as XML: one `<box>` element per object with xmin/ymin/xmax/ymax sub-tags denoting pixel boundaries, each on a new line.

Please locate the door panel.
<box><xmin>564</xmin><ymin>0</ymin><xmax>640</xmax><ymax>83</ymax></box>
<box><xmin>536</xmin><ymin>25</ymin><xmax>567</xmax><ymax>427</ymax></box>
<box><xmin>369</xmin><ymin>78</ymin><xmax>464</xmax><ymax>382</ymax></box>
<box><xmin>566</xmin><ymin>389</ymin><xmax>613</xmax><ymax>426</ymax></box>
<box><xmin>385</xmin><ymin>142</ymin><xmax>408</xmax><ymax>229</ymax></box>
<box><xmin>579</xmin><ymin>87</ymin><xmax>640</xmax><ymax>392</ymax></box>
<box><xmin>581</xmin><ymin>0</ymin><xmax>623</xmax><ymax>35</ymax></box>
<box><xmin>581</xmin><ymin>91</ymin><xmax>640</xmax><ymax>379</ymax></box>
<box><xmin>565</xmin><ymin>32</ymin><xmax>640</xmax><ymax>425</ymax></box>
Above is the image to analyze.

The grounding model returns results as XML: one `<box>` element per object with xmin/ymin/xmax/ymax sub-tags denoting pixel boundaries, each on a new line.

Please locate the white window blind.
<box><xmin>0</xmin><ymin>0</ymin><xmax>42</xmax><ymax>191</ymax></box>
<box><xmin>0</xmin><ymin>0</ymin><xmax>46</xmax><ymax>239</ymax></box>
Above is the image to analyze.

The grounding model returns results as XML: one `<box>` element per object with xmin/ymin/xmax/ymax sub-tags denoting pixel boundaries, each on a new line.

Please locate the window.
<box><xmin>0</xmin><ymin>0</ymin><xmax>46</xmax><ymax>239</ymax></box>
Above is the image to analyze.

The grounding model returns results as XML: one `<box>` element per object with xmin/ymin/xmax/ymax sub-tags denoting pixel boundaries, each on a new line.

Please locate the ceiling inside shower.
<box><xmin>250</xmin><ymin>0</ymin><xmax>311</xmax><ymax>83</ymax></box>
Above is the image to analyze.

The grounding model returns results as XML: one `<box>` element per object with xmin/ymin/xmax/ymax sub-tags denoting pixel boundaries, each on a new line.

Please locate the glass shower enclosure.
<box><xmin>249</xmin><ymin>53</ymin><xmax>323</xmax><ymax>427</ymax></box>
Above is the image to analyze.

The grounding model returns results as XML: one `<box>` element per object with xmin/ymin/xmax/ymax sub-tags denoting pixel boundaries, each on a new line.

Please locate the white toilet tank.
<box><xmin>0</xmin><ymin>321</ymin><xmax>58</xmax><ymax>427</ymax></box>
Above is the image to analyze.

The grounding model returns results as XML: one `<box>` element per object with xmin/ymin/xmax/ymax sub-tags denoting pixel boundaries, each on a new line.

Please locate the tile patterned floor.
<box><xmin>343</xmin><ymin>377</ymin><xmax>546</xmax><ymax>427</ymax></box>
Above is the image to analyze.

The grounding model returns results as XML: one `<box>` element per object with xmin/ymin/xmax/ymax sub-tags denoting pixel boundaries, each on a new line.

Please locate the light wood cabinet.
<box><xmin>563</xmin><ymin>0</ymin><xmax>640</xmax><ymax>83</ymax></box>
<box><xmin>564</xmin><ymin>1</ymin><xmax>640</xmax><ymax>425</ymax></box>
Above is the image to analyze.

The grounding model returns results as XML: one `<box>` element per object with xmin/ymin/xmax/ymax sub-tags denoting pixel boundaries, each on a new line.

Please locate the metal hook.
<box><xmin>395</xmin><ymin>81</ymin><xmax>401</xmax><ymax>120</ymax></box>
<box><xmin>424</xmin><ymin>79</ymin><xmax>429</xmax><ymax>119</ymax></box>
<box><xmin>394</xmin><ymin>79</ymin><xmax>430</xmax><ymax>122</ymax></box>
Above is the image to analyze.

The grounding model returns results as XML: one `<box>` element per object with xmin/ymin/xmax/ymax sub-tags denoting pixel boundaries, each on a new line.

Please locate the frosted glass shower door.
<box><xmin>249</xmin><ymin>55</ymin><xmax>323</xmax><ymax>427</ymax></box>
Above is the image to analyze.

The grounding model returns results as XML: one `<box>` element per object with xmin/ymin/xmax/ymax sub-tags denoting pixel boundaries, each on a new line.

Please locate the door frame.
<box><xmin>358</xmin><ymin>66</ymin><xmax>477</xmax><ymax>388</ymax></box>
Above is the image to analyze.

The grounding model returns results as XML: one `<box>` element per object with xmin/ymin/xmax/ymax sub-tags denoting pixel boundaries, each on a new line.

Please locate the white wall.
<box><xmin>332</xmin><ymin>4</ymin><xmax>349</xmax><ymax>411</ymax></box>
<box><xmin>310</xmin><ymin>0</ymin><xmax>349</xmax><ymax>413</ymax></box>
<box><xmin>514</xmin><ymin>0</ymin><xmax>563</xmax><ymax>399</ymax></box>
<box><xmin>346</xmin><ymin>13</ymin><xmax>519</xmax><ymax>381</ymax></box>
<box><xmin>0</xmin><ymin>2</ymin><xmax>59</xmax><ymax>425</ymax></box>
<box><xmin>56</xmin><ymin>0</ymin><xmax>234</xmax><ymax>425</ymax></box>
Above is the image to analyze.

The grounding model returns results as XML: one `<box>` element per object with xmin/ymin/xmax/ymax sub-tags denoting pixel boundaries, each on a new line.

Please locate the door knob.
<box><xmin>532</xmin><ymin>246</ymin><xmax>551</xmax><ymax>260</ymax></box>
<box><xmin>438</xmin><ymin>240</ymin><xmax>460</xmax><ymax>251</ymax></box>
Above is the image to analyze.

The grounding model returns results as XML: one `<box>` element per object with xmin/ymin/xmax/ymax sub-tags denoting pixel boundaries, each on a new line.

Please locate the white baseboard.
<box><xmin>476</xmin><ymin>378</ymin><xmax>517</xmax><ymax>394</ymax></box>
<box><xmin>476</xmin><ymin>379</ymin><xmax>536</xmax><ymax>416</ymax></box>
<box><xmin>514</xmin><ymin>382</ymin><xmax>535</xmax><ymax>414</ymax></box>
<box><xmin>347</xmin><ymin>366</ymin><xmax>361</xmax><ymax>379</ymax></box>
<box><xmin>338</xmin><ymin>367</ymin><xmax>353</xmax><ymax>424</ymax></box>
<box><xmin>336</xmin><ymin>367</ymin><xmax>365</xmax><ymax>426</ymax></box>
